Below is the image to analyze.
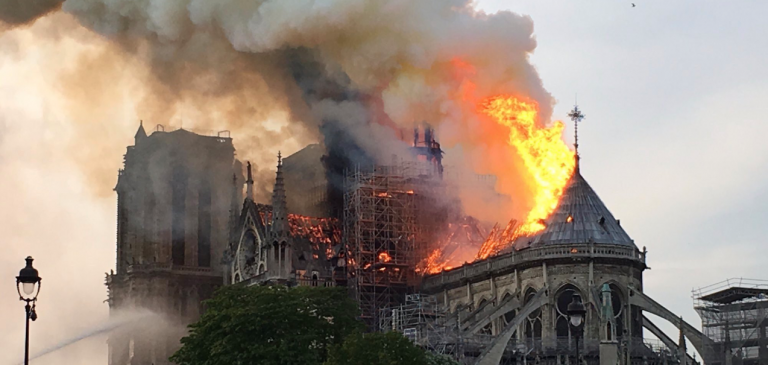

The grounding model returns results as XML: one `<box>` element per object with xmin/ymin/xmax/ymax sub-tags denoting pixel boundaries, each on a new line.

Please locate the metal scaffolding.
<box><xmin>693</xmin><ymin>278</ymin><xmax>768</xmax><ymax>365</ymax></box>
<box><xmin>344</xmin><ymin>163</ymin><xmax>423</xmax><ymax>330</ymax></box>
<box><xmin>379</xmin><ymin>294</ymin><xmax>462</xmax><ymax>359</ymax></box>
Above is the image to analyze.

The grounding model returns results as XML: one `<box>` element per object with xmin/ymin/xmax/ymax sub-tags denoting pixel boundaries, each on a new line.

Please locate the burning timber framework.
<box><xmin>344</xmin><ymin>161</ymin><xmax>445</xmax><ymax>329</ymax></box>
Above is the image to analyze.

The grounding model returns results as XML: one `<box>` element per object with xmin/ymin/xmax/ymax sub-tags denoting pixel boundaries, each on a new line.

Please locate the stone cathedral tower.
<box><xmin>106</xmin><ymin>125</ymin><xmax>242</xmax><ymax>365</ymax></box>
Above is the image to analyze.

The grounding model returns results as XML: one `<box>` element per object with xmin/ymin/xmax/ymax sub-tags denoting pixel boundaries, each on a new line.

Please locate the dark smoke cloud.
<box><xmin>0</xmin><ymin>0</ymin><xmax>556</xmax><ymax>224</ymax></box>
<box><xmin>0</xmin><ymin>0</ymin><xmax>62</xmax><ymax>26</ymax></box>
<box><xmin>286</xmin><ymin>48</ymin><xmax>377</xmax><ymax>217</ymax></box>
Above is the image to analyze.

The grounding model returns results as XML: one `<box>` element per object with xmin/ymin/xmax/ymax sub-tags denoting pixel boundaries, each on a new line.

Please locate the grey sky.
<box><xmin>477</xmin><ymin>0</ymin><xmax>768</xmax><ymax>347</ymax></box>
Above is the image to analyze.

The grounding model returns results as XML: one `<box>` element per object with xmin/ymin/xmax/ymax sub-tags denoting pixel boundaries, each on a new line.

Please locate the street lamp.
<box><xmin>16</xmin><ymin>256</ymin><xmax>41</xmax><ymax>365</ymax></box>
<box><xmin>567</xmin><ymin>294</ymin><xmax>586</xmax><ymax>365</ymax></box>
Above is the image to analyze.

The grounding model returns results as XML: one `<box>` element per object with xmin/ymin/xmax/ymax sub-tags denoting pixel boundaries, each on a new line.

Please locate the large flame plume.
<box><xmin>424</xmin><ymin>95</ymin><xmax>575</xmax><ymax>272</ymax></box>
<box><xmin>476</xmin><ymin>95</ymin><xmax>575</xmax><ymax>258</ymax></box>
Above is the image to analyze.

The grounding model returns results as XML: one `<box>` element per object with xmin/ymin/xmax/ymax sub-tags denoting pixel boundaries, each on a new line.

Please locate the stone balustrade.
<box><xmin>421</xmin><ymin>243</ymin><xmax>646</xmax><ymax>292</ymax></box>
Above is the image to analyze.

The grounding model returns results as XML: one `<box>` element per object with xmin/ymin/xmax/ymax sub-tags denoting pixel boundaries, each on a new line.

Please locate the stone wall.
<box><xmin>434</xmin><ymin>258</ymin><xmax>644</xmax><ymax>346</ymax></box>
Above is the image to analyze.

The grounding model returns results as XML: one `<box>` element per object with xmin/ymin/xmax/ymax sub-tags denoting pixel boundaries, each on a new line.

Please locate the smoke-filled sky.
<box><xmin>1</xmin><ymin>0</ymin><xmax>767</xmax><ymax>363</ymax></box>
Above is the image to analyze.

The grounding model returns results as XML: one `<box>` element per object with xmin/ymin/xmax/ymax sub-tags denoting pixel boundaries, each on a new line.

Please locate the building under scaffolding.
<box><xmin>343</xmin><ymin>123</ymin><xmax>453</xmax><ymax>330</ymax></box>
<box><xmin>344</xmin><ymin>163</ymin><xmax>424</xmax><ymax>329</ymax></box>
<box><xmin>694</xmin><ymin>279</ymin><xmax>768</xmax><ymax>365</ymax></box>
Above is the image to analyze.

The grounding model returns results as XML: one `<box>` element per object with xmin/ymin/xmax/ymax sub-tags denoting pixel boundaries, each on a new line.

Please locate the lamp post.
<box><xmin>567</xmin><ymin>294</ymin><xmax>586</xmax><ymax>365</ymax></box>
<box><xmin>16</xmin><ymin>256</ymin><xmax>42</xmax><ymax>365</ymax></box>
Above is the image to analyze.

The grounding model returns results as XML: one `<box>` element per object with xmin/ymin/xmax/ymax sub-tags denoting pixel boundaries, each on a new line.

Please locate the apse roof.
<box><xmin>514</xmin><ymin>168</ymin><xmax>635</xmax><ymax>249</ymax></box>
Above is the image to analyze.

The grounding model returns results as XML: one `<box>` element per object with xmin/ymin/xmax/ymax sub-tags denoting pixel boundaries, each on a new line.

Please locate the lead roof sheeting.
<box><xmin>515</xmin><ymin>171</ymin><xmax>635</xmax><ymax>248</ymax></box>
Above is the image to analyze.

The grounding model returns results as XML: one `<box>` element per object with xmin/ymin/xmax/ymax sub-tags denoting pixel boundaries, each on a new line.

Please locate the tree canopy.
<box><xmin>324</xmin><ymin>331</ymin><xmax>428</xmax><ymax>365</ymax></box>
<box><xmin>324</xmin><ymin>331</ymin><xmax>460</xmax><ymax>365</ymax></box>
<box><xmin>170</xmin><ymin>285</ymin><xmax>364</xmax><ymax>365</ymax></box>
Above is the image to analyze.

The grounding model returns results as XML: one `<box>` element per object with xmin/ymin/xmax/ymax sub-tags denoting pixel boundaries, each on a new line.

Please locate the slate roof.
<box><xmin>515</xmin><ymin>169</ymin><xmax>635</xmax><ymax>249</ymax></box>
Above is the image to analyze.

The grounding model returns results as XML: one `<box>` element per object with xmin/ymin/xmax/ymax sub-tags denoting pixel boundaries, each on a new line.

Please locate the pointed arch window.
<box><xmin>274</xmin><ymin>243</ymin><xmax>279</xmax><ymax>261</ymax></box>
<box><xmin>171</xmin><ymin>164</ymin><xmax>188</xmax><ymax>266</ymax></box>
<box><xmin>502</xmin><ymin>293</ymin><xmax>518</xmax><ymax>325</ymax></box>
<box><xmin>477</xmin><ymin>299</ymin><xmax>493</xmax><ymax>335</ymax></box>
<box><xmin>524</xmin><ymin>288</ymin><xmax>543</xmax><ymax>342</ymax></box>
<box><xmin>197</xmin><ymin>179</ymin><xmax>212</xmax><ymax>267</ymax></box>
<box><xmin>555</xmin><ymin>284</ymin><xmax>584</xmax><ymax>341</ymax></box>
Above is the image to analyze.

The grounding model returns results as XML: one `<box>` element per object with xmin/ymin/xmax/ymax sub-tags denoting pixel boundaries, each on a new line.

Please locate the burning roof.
<box><xmin>245</xmin><ymin>202</ymin><xmax>341</xmax><ymax>248</ymax></box>
<box><xmin>473</xmin><ymin>167</ymin><xmax>635</xmax><ymax>259</ymax></box>
<box><xmin>419</xmin><ymin>216</ymin><xmax>490</xmax><ymax>274</ymax></box>
<box><xmin>515</xmin><ymin>170</ymin><xmax>633</xmax><ymax>249</ymax></box>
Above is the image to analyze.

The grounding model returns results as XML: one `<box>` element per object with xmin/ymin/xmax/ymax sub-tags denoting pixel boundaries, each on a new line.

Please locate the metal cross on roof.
<box><xmin>567</xmin><ymin>104</ymin><xmax>585</xmax><ymax>169</ymax></box>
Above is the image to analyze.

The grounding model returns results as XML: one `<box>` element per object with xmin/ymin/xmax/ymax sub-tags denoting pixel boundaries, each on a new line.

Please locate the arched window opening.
<box><xmin>504</xmin><ymin>309</ymin><xmax>518</xmax><ymax>324</ymax></box>
<box><xmin>524</xmin><ymin>288</ymin><xmax>542</xmax><ymax>341</ymax></box>
<box><xmin>143</xmin><ymin>192</ymin><xmax>156</xmax><ymax>263</ymax></box>
<box><xmin>501</xmin><ymin>294</ymin><xmax>518</xmax><ymax>325</ymax></box>
<box><xmin>478</xmin><ymin>299</ymin><xmax>487</xmax><ymax>314</ymax></box>
<box><xmin>197</xmin><ymin>180</ymin><xmax>212</xmax><ymax>267</ymax></box>
<box><xmin>311</xmin><ymin>273</ymin><xmax>319</xmax><ymax>287</ymax></box>
<box><xmin>171</xmin><ymin>164</ymin><xmax>188</xmax><ymax>266</ymax></box>
<box><xmin>245</xmin><ymin>232</ymin><xmax>257</xmax><ymax>266</ymax></box>
<box><xmin>555</xmin><ymin>284</ymin><xmax>583</xmax><ymax>340</ymax></box>
<box><xmin>480</xmin><ymin>322</ymin><xmax>493</xmax><ymax>335</ymax></box>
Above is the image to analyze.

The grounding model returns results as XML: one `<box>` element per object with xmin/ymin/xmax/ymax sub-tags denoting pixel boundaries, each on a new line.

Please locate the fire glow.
<box><xmin>425</xmin><ymin>95</ymin><xmax>576</xmax><ymax>272</ymax></box>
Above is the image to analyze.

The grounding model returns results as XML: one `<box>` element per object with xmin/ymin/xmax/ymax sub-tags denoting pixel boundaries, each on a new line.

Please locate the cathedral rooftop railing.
<box><xmin>421</xmin><ymin>242</ymin><xmax>646</xmax><ymax>292</ymax></box>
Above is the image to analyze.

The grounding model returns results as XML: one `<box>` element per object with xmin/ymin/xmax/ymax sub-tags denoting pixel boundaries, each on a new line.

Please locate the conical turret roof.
<box><xmin>134</xmin><ymin>121</ymin><xmax>147</xmax><ymax>141</ymax></box>
<box><xmin>516</xmin><ymin>170</ymin><xmax>634</xmax><ymax>248</ymax></box>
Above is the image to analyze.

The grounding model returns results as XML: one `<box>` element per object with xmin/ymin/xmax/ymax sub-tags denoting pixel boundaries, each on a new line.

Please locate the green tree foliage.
<box><xmin>171</xmin><ymin>285</ymin><xmax>364</xmax><ymax>365</ymax></box>
<box><xmin>425</xmin><ymin>352</ymin><xmax>461</xmax><ymax>365</ymax></box>
<box><xmin>324</xmin><ymin>331</ymin><xmax>448</xmax><ymax>365</ymax></box>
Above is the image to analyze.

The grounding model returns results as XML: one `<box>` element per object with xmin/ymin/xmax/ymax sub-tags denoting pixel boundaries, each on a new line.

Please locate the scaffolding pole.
<box><xmin>345</xmin><ymin>163</ymin><xmax>421</xmax><ymax>330</ymax></box>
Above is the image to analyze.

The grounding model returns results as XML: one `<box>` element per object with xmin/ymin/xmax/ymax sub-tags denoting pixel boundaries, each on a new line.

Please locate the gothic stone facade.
<box><xmin>106</xmin><ymin>126</ymin><xmax>241</xmax><ymax>365</ymax></box>
<box><xmin>226</xmin><ymin>158</ymin><xmax>345</xmax><ymax>288</ymax></box>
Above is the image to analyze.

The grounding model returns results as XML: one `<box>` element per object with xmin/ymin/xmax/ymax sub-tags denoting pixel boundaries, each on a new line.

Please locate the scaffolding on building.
<box><xmin>344</xmin><ymin>162</ymin><xmax>427</xmax><ymax>330</ymax></box>
<box><xmin>379</xmin><ymin>294</ymin><xmax>462</xmax><ymax>359</ymax></box>
<box><xmin>693</xmin><ymin>278</ymin><xmax>768</xmax><ymax>365</ymax></box>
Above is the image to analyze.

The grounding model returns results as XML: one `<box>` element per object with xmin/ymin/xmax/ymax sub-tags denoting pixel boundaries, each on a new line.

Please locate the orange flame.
<box><xmin>378</xmin><ymin>252</ymin><xmax>392</xmax><ymax>263</ymax></box>
<box><xmin>474</xmin><ymin>95</ymin><xmax>575</xmax><ymax>258</ymax></box>
<box><xmin>422</xmin><ymin>248</ymin><xmax>443</xmax><ymax>274</ymax></box>
<box><xmin>420</xmin><ymin>217</ymin><xmax>489</xmax><ymax>274</ymax></box>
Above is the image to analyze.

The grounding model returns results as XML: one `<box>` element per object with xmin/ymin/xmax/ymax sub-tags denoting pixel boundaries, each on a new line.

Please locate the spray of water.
<box><xmin>22</xmin><ymin>310</ymin><xmax>161</xmax><ymax>364</ymax></box>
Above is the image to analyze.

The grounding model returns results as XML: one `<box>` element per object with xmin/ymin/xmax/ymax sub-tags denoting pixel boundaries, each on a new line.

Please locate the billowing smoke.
<box><xmin>0</xmin><ymin>2</ymin><xmax>561</xmax><ymax>362</ymax></box>
<box><xmin>0</xmin><ymin>0</ymin><xmax>554</xmax><ymax>221</ymax></box>
<box><xmin>0</xmin><ymin>0</ymin><xmax>62</xmax><ymax>26</ymax></box>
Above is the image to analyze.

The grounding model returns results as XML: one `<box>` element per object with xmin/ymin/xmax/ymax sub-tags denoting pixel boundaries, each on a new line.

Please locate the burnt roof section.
<box><xmin>515</xmin><ymin>170</ymin><xmax>635</xmax><ymax>248</ymax></box>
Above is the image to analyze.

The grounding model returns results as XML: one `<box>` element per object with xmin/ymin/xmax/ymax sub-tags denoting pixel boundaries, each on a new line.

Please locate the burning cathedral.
<box><xmin>105</xmin><ymin>104</ymin><xmax>716</xmax><ymax>365</ymax></box>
